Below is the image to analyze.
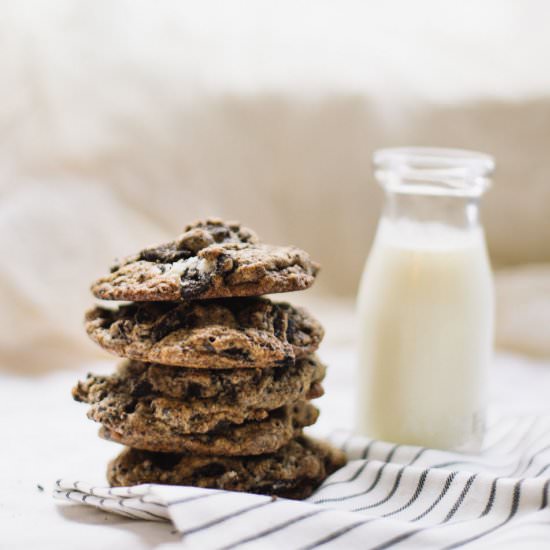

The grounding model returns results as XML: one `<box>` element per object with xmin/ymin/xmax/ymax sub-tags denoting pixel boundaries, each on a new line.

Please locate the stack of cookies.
<box><xmin>73</xmin><ymin>219</ymin><xmax>346</xmax><ymax>499</ymax></box>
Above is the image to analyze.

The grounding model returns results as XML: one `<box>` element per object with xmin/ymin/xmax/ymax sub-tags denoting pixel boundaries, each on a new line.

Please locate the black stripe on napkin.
<box><xmin>442</xmin><ymin>480</ymin><xmax>523</xmax><ymax>549</ymax></box>
<box><xmin>317</xmin><ymin>446</ymin><xmax>426</xmax><ymax>505</ymax></box>
<box><xmin>298</xmin><ymin>520</ymin><xmax>367</xmax><ymax>550</ymax></box>
<box><xmin>313</xmin><ymin>443</ymin><xmax>398</xmax><ymax>497</ymax></box>
<box><xmin>182</xmin><ymin>499</ymin><xmax>275</xmax><ymax>536</ymax></box>
<box><xmin>219</xmin><ymin>510</ymin><xmax>325</xmax><ymax>550</ymax></box>
<box><xmin>411</xmin><ymin>471</ymin><xmax>458</xmax><ymax>522</ymax></box>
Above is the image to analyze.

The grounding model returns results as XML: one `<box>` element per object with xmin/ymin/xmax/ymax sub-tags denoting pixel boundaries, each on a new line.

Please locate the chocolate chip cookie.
<box><xmin>85</xmin><ymin>298</ymin><xmax>324</xmax><ymax>369</ymax></box>
<box><xmin>98</xmin><ymin>401</ymin><xmax>319</xmax><ymax>455</ymax></box>
<box><xmin>108</xmin><ymin>357</ymin><xmax>324</xmax><ymax>402</ymax></box>
<box><xmin>91</xmin><ymin>219</ymin><xmax>319</xmax><ymax>302</ymax></box>
<box><xmin>72</xmin><ymin>356</ymin><xmax>324</xmax><ymax>435</ymax></box>
<box><xmin>107</xmin><ymin>436</ymin><xmax>347</xmax><ymax>500</ymax></box>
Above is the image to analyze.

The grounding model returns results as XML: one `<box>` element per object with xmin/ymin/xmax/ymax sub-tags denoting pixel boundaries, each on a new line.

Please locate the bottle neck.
<box><xmin>382</xmin><ymin>190</ymin><xmax>481</xmax><ymax>231</ymax></box>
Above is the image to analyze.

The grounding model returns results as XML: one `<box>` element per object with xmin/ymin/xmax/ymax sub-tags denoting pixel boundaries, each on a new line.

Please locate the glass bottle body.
<box><xmin>357</xmin><ymin>148</ymin><xmax>494</xmax><ymax>451</ymax></box>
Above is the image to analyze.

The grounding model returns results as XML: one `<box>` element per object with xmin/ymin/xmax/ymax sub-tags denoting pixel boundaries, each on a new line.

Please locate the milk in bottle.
<box><xmin>357</xmin><ymin>148</ymin><xmax>494</xmax><ymax>451</ymax></box>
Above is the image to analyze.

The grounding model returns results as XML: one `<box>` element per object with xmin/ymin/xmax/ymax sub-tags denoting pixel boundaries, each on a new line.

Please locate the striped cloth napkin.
<box><xmin>54</xmin><ymin>415</ymin><xmax>550</xmax><ymax>549</ymax></box>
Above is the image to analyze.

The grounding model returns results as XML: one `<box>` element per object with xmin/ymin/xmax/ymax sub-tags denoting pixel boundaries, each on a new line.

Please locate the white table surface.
<box><xmin>1</xmin><ymin>347</ymin><xmax>549</xmax><ymax>550</ymax></box>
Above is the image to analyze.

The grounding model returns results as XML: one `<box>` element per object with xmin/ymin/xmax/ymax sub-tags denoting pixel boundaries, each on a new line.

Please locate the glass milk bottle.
<box><xmin>357</xmin><ymin>147</ymin><xmax>494</xmax><ymax>451</ymax></box>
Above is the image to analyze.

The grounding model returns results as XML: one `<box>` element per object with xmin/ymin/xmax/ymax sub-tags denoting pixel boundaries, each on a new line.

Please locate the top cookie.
<box><xmin>91</xmin><ymin>219</ymin><xmax>319</xmax><ymax>302</ymax></box>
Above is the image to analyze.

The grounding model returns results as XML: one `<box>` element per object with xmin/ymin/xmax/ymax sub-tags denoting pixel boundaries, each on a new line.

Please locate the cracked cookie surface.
<box><xmin>72</xmin><ymin>356</ymin><xmax>325</xmax><ymax>434</ymax></box>
<box><xmin>107</xmin><ymin>436</ymin><xmax>347</xmax><ymax>500</ymax></box>
<box><xmin>85</xmin><ymin>297</ymin><xmax>324</xmax><ymax>369</ymax></box>
<box><xmin>98</xmin><ymin>401</ymin><xmax>319</xmax><ymax>455</ymax></box>
<box><xmin>91</xmin><ymin>219</ymin><xmax>319</xmax><ymax>302</ymax></box>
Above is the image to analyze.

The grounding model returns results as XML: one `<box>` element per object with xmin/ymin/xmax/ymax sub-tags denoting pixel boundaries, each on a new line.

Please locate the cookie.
<box><xmin>73</xmin><ymin>356</ymin><xmax>325</xmax><ymax>431</ymax></box>
<box><xmin>113</xmin><ymin>357</ymin><xmax>325</xmax><ymax>401</ymax></box>
<box><xmin>85</xmin><ymin>297</ymin><xmax>323</xmax><ymax>369</ymax></box>
<box><xmin>91</xmin><ymin>219</ymin><xmax>319</xmax><ymax>302</ymax></box>
<box><xmin>107</xmin><ymin>436</ymin><xmax>347</xmax><ymax>500</ymax></box>
<box><xmin>98</xmin><ymin>401</ymin><xmax>319</xmax><ymax>455</ymax></box>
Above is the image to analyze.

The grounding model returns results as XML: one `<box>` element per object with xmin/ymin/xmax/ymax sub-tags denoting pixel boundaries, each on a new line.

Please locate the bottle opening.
<box><xmin>374</xmin><ymin>147</ymin><xmax>495</xmax><ymax>197</ymax></box>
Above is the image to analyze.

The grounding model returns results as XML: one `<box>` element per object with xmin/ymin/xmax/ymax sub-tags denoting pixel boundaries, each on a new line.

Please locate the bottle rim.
<box><xmin>373</xmin><ymin>147</ymin><xmax>495</xmax><ymax>197</ymax></box>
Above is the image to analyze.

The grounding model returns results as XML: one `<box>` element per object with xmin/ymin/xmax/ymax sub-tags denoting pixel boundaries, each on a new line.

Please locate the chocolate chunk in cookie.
<box><xmin>85</xmin><ymin>297</ymin><xmax>323</xmax><ymax>369</ymax></box>
<box><xmin>91</xmin><ymin>219</ymin><xmax>319</xmax><ymax>302</ymax></box>
<box><xmin>98</xmin><ymin>401</ymin><xmax>318</xmax><ymax>455</ymax></box>
<box><xmin>107</xmin><ymin>436</ymin><xmax>347</xmax><ymax>500</ymax></box>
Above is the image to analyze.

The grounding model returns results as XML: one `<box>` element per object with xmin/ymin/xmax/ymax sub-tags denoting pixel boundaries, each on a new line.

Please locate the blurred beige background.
<box><xmin>1</xmin><ymin>0</ymin><xmax>549</xmax><ymax>372</ymax></box>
